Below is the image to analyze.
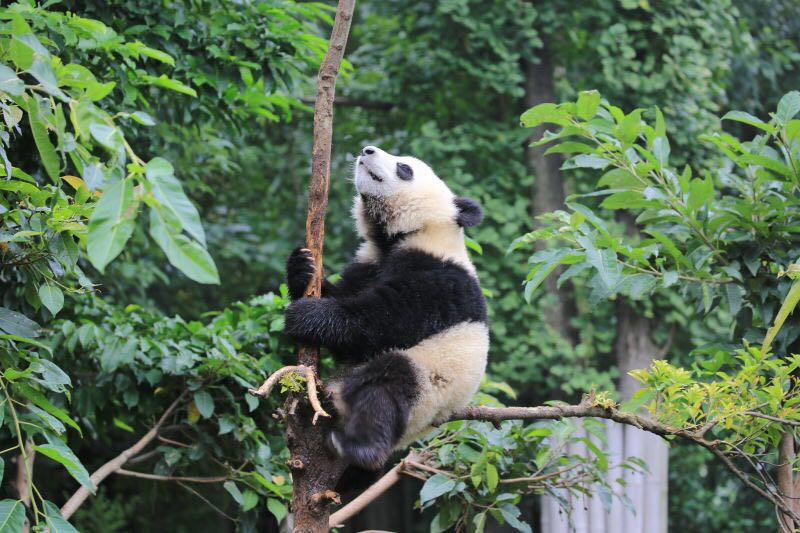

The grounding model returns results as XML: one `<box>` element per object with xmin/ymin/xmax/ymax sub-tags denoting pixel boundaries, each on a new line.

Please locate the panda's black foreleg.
<box><xmin>285</xmin><ymin>246</ymin><xmax>334</xmax><ymax>300</ymax></box>
<box><xmin>330</xmin><ymin>352</ymin><xmax>418</xmax><ymax>470</ymax></box>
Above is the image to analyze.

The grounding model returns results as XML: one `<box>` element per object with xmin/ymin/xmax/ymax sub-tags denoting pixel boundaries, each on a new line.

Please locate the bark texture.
<box><xmin>288</xmin><ymin>2</ymin><xmax>355</xmax><ymax>531</ymax></box>
<box><xmin>778</xmin><ymin>432</ymin><xmax>797</xmax><ymax>532</ymax></box>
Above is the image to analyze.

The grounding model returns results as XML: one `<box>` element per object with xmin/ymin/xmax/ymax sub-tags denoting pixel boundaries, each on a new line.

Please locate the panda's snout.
<box><xmin>361</xmin><ymin>146</ymin><xmax>377</xmax><ymax>156</ymax></box>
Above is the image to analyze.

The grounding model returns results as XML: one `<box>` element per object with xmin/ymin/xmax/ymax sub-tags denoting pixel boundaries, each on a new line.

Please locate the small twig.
<box><xmin>745</xmin><ymin>410</ymin><xmax>800</xmax><ymax>427</ymax></box>
<box><xmin>116</xmin><ymin>469</ymin><xmax>228</xmax><ymax>484</ymax></box>
<box><xmin>157</xmin><ymin>435</ymin><xmax>193</xmax><ymax>448</ymax></box>
<box><xmin>177</xmin><ymin>482</ymin><xmax>238</xmax><ymax>523</ymax></box>
<box><xmin>248</xmin><ymin>365</ymin><xmax>330</xmax><ymax>424</ymax></box>
<box><xmin>500</xmin><ymin>463</ymin><xmax>581</xmax><ymax>485</ymax></box>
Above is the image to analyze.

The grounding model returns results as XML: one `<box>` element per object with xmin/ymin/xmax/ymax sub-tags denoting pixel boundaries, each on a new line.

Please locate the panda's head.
<box><xmin>352</xmin><ymin>146</ymin><xmax>483</xmax><ymax>250</ymax></box>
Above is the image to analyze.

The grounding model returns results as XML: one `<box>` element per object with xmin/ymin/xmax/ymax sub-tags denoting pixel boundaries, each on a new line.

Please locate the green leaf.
<box><xmin>523</xmin><ymin>249</ymin><xmax>579</xmax><ymax>302</ymax></box>
<box><xmin>141</xmin><ymin>74</ymin><xmax>197</xmax><ymax>97</ymax></box>
<box><xmin>598</xmin><ymin>169</ymin><xmax>643</xmax><ymax>190</ymax></box>
<box><xmin>87</xmin><ymin>178</ymin><xmax>136</xmax><ymax>273</ymax></box>
<box><xmin>0</xmin><ymin>64</ymin><xmax>24</xmax><ymax>96</ymax></box>
<box><xmin>620</xmin><ymin>387</ymin><xmax>656</xmax><ymax>413</ymax></box>
<box><xmin>761</xmin><ymin>281</ymin><xmax>800</xmax><ymax>356</ymax></box>
<box><xmin>28</xmin><ymin>59</ymin><xmax>69</xmax><ymax>101</ymax></box>
<box><xmin>26</xmin><ymin>97</ymin><xmax>60</xmax><ymax>182</ymax></box>
<box><xmin>687</xmin><ymin>177</ymin><xmax>714</xmax><ymax>212</ymax></box>
<box><xmin>128</xmin><ymin>42</ymin><xmax>175</xmax><ymax>66</ymax></box>
<box><xmin>600</xmin><ymin>191</ymin><xmax>658</xmax><ymax>210</ymax></box>
<box><xmin>486</xmin><ymin>463</ymin><xmax>499</xmax><ymax>491</ymax></box>
<box><xmin>576</xmin><ymin>90</ymin><xmax>600</xmax><ymax>120</ymax></box>
<box><xmin>721</xmin><ymin>111</ymin><xmax>774</xmax><ymax>134</ymax></box>
<box><xmin>82</xmin><ymin>163</ymin><xmax>105</xmax><ymax>191</ymax></box>
<box><xmin>43</xmin><ymin>501</ymin><xmax>79</xmax><ymax>533</ymax></box>
<box><xmin>193</xmin><ymin>391</ymin><xmax>215</xmax><ymax>418</ymax></box>
<box><xmin>0</xmin><ymin>307</ymin><xmax>40</xmax><ymax>338</ymax></box>
<box><xmin>419</xmin><ymin>474</ymin><xmax>456</xmax><ymax>503</ymax></box>
<box><xmin>35</xmin><ymin>433</ymin><xmax>95</xmax><ymax>493</ymax></box>
<box><xmin>131</xmin><ymin>111</ymin><xmax>155</xmax><ymax>126</ymax></box>
<box><xmin>520</xmin><ymin>103</ymin><xmax>569</xmax><ymax>128</ymax></box>
<box><xmin>89</xmin><ymin>123</ymin><xmax>123</xmax><ymax>152</ymax></box>
<box><xmin>725</xmin><ymin>284</ymin><xmax>744</xmax><ymax>317</ymax></box>
<box><xmin>585</xmin><ymin>248</ymin><xmax>622</xmax><ymax>291</ymax></box>
<box><xmin>38</xmin><ymin>284</ymin><xmax>64</xmax><ymax>316</ymax></box>
<box><xmin>617</xmin><ymin>109</ymin><xmax>643</xmax><ymax>143</ymax></box>
<box><xmin>241</xmin><ymin>490</ymin><xmax>259</xmax><ymax>512</ymax></box>
<box><xmin>646</xmin><ymin>229</ymin><xmax>692</xmax><ymax>269</ymax></box>
<box><xmin>544</xmin><ymin>141</ymin><xmax>596</xmax><ymax>155</ymax></box>
<box><xmin>652</xmin><ymin>136</ymin><xmax>670</xmax><ymax>165</ymax></box>
<box><xmin>621</xmin><ymin>273</ymin><xmax>657</xmax><ymax>299</ymax></box>
<box><xmin>267</xmin><ymin>498</ymin><xmax>287</xmax><ymax>523</ymax></box>
<box><xmin>0</xmin><ymin>500</ymin><xmax>25</xmax><ymax>533</ymax></box>
<box><xmin>497</xmin><ymin>503</ymin><xmax>532</xmax><ymax>533</ymax></box>
<box><xmin>149</xmin><ymin>207</ymin><xmax>220</xmax><ymax>284</ymax></box>
<box><xmin>0</xmin><ymin>459</ymin><xmax>4</xmax><ymax>485</ymax></box>
<box><xmin>145</xmin><ymin>158</ymin><xmax>206</xmax><ymax>245</ymax></box>
<box><xmin>464</xmin><ymin>236</ymin><xmax>482</xmax><ymax>255</ymax></box>
<box><xmin>561</xmin><ymin>154</ymin><xmax>609</xmax><ymax>170</ymax></box>
<box><xmin>224</xmin><ymin>481</ymin><xmax>244</xmax><ymax>505</ymax></box>
<box><xmin>16</xmin><ymin>383</ymin><xmax>81</xmax><ymax>434</ymax></box>
<box><xmin>777</xmin><ymin>91</ymin><xmax>800</xmax><ymax>124</ymax></box>
<box><xmin>473</xmin><ymin>512</ymin><xmax>487</xmax><ymax>533</ymax></box>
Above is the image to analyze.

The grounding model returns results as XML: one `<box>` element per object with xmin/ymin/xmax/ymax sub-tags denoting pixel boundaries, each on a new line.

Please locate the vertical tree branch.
<box><xmin>777</xmin><ymin>432</ymin><xmax>797</xmax><ymax>532</ymax></box>
<box><xmin>286</xmin><ymin>1</ymin><xmax>356</xmax><ymax>531</ymax></box>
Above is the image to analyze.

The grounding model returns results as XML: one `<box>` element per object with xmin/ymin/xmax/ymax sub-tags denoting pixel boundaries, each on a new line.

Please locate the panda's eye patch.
<box><xmin>396</xmin><ymin>162</ymin><xmax>414</xmax><ymax>181</ymax></box>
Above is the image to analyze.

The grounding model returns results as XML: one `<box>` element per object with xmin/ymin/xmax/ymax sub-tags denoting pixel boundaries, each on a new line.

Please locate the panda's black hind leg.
<box><xmin>330</xmin><ymin>352</ymin><xmax>419</xmax><ymax>470</ymax></box>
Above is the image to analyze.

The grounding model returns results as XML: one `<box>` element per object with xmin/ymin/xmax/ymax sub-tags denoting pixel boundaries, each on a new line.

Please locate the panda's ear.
<box><xmin>454</xmin><ymin>197</ymin><xmax>483</xmax><ymax>227</ymax></box>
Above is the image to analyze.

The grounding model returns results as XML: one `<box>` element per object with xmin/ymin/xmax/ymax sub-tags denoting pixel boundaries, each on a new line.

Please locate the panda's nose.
<box><xmin>361</xmin><ymin>146</ymin><xmax>377</xmax><ymax>156</ymax></box>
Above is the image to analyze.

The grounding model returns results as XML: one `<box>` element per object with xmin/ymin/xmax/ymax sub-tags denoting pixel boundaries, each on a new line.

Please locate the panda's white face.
<box><xmin>352</xmin><ymin>146</ymin><xmax>483</xmax><ymax>270</ymax></box>
<box><xmin>355</xmin><ymin>146</ymin><xmax>441</xmax><ymax>198</ymax></box>
<box><xmin>354</xmin><ymin>146</ymin><xmax>457</xmax><ymax>237</ymax></box>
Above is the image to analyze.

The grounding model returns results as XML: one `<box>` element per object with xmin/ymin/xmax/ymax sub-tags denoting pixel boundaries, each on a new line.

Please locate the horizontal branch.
<box><xmin>448</xmin><ymin>397</ymin><xmax>798</xmax><ymax>523</ymax></box>
<box><xmin>116</xmin><ymin>469</ymin><xmax>228</xmax><ymax>484</ymax></box>
<box><xmin>318</xmin><ymin>393</ymin><xmax>800</xmax><ymax>527</ymax></box>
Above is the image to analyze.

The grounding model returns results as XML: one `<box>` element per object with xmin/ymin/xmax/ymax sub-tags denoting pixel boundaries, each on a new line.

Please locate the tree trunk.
<box><xmin>286</xmin><ymin>1</ymin><xmax>355</xmax><ymax>531</ymax></box>
<box><xmin>523</xmin><ymin>47</ymin><xmax>579</xmax><ymax>345</ymax></box>
<box><xmin>616</xmin><ymin>299</ymin><xmax>668</xmax><ymax>533</ymax></box>
<box><xmin>778</xmin><ymin>431</ymin><xmax>797</xmax><ymax>532</ymax></box>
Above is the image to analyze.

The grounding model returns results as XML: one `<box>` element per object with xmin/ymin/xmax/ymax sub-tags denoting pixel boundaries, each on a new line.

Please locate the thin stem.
<box><xmin>0</xmin><ymin>379</ymin><xmax>40</xmax><ymax>526</ymax></box>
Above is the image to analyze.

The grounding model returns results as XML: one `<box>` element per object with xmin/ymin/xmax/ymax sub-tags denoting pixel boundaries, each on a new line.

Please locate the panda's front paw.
<box><xmin>286</xmin><ymin>246</ymin><xmax>315</xmax><ymax>300</ymax></box>
<box><xmin>284</xmin><ymin>297</ymin><xmax>326</xmax><ymax>344</ymax></box>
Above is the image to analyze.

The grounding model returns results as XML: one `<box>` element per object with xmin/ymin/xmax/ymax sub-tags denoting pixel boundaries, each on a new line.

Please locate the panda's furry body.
<box><xmin>284</xmin><ymin>146</ymin><xmax>489</xmax><ymax>471</ymax></box>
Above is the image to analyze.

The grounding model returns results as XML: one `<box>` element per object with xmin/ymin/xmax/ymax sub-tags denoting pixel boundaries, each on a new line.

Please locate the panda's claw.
<box><xmin>287</xmin><ymin>246</ymin><xmax>317</xmax><ymax>300</ymax></box>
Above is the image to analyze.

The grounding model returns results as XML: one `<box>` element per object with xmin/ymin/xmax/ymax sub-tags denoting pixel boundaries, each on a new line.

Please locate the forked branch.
<box><xmin>248</xmin><ymin>364</ymin><xmax>331</xmax><ymax>424</ymax></box>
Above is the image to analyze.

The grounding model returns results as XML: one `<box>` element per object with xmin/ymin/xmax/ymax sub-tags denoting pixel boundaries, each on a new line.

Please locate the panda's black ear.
<box><xmin>454</xmin><ymin>197</ymin><xmax>483</xmax><ymax>227</ymax></box>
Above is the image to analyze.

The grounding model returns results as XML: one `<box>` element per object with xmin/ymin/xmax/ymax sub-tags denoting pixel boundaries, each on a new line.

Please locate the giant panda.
<box><xmin>284</xmin><ymin>145</ymin><xmax>488</xmax><ymax>471</ymax></box>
